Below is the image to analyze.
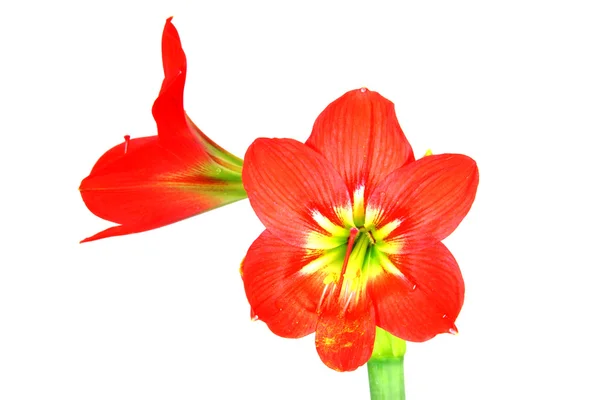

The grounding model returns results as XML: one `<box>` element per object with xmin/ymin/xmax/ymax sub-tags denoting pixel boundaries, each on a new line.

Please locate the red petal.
<box><xmin>85</xmin><ymin>136</ymin><xmax>155</xmax><ymax>177</ymax></box>
<box><xmin>242</xmin><ymin>138</ymin><xmax>351</xmax><ymax>248</ymax></box>
<box><xmin>150</xmin><ymin>18</ymin><xmax>243</xmax><ymax>167</ymax></box>
<box><xmin>306</xmin><ymin>88</ymin><xmax>415</xmax><ymax>198</ymax></box>
<box><xmin>185</xmin><ymin>115</ymin><xmax>243</xmax><ymax>170</ymax></box>
<box><xmin>151</xmin><ymin>18</ymin><xmax>241</xmax><ymax>167</ymax></box>
<box><xmin>81</xmin><ymin>225</ymin><xmax>152</xmax><ymax>243</ymax></box>
<box><xmin>368</xmin><ymin>153</ymin><xmax>478</xmax><ymax>249</ymax></box>
<box><xmin>151</xmin><ymin>17</ymin><xmax>189</xmax><ymax>140</ymax></box>
<box><xmin>241</xmin><ymin>230</ymin><xmax>323</xmax><ymax>338</ymax></box>
<box><xmin>80</xmin><ymin>137</ymin><xmax>245</xmax><ymax>243</ymax></box>
<box><xmin>368</xmin><ymin>242</ymin><xmax>464</xmax><ymax>342</ymax></box>
<box><xmin>315</xmin><ymin>299</ymin><xmax>376</xmax><ymax>371</ymax></box>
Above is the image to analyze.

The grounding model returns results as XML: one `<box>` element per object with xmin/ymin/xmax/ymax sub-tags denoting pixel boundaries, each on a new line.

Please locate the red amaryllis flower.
<box><xmin>79</xmin><ymin>18</ymin><xmax>246</xmax><ymax>243</ymax></box>
<box><xmin>241</xmin><ymin>88</ymin><xmax>478</xmax><ymax>371</ymax></box>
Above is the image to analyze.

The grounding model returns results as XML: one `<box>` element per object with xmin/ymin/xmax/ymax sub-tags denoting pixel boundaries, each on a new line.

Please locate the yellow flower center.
<box><xmin>301</xmin><ymin>186</ymin><xmax>410</xmax><ymax>314</ymax></box>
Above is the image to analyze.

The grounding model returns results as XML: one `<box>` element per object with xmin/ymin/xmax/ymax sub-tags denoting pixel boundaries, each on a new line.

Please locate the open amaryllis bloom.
<box><xmin>241</xmin><ymin>88</ymin><xmax>479</xmax><ymax>371</ymax></box>
<box><xmin>79</xmin><ymin>18</ymin><xmax>246</xmax><ymax>243</ymax></box>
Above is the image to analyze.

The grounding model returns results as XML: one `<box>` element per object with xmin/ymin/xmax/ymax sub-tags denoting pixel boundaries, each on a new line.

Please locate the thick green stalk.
<box><xmin>367</xmin><ymin>357</ymin><xmax>405</xmax><ymax>400</ymax></box>
<box><xmin>367</xmin><ymin>328</ymin><xmax>407</xmax><ymax>399</ymax></box>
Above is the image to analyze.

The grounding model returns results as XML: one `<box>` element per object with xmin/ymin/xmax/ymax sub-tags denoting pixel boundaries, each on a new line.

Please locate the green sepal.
<box><xmin>371</xmin><ymin>327</ymin><xmax>407</xmax><ymax>360</ymax></box>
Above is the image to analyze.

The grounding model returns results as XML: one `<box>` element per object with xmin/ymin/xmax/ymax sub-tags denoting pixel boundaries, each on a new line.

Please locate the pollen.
<box><xmin>321</xmin><ymin>337</ymin><xmax>337</xmax><ymax>346</ymax></box>
<box><xmin>323</xmin><ymin>273</ymin><xmax>338</xmax><ymax>285</ymax></box>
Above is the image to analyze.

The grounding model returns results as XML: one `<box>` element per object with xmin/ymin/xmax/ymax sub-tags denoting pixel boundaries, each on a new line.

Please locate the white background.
<box><xmin>1</xmin><ymin>1</ymin><xmax>599</xmax><ymax>399</ymax></box>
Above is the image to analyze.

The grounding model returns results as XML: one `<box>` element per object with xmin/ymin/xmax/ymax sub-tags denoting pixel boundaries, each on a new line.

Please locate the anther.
<box><xmin>367</xmin><ymin>230</ymin><xmax>376</xmax><ymax>244</ymax></box>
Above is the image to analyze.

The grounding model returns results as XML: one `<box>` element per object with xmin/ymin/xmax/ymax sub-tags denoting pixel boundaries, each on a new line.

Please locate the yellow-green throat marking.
<box><xmin>301</xmin><ymin>186</ymin><xmax>414</xmax><ymax>314</ymax></box>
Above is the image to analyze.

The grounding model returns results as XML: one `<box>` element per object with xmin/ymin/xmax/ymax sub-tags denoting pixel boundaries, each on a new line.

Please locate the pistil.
<box><xmin>332</xmin><ymin>227</ymin><xmax>359</xmax><ymax>299</ymax></box>
<box><xmin>123</xmin><ymin>135</ymin><xmax>131</xmax><ymax>154</ymax></box>
<box><xmin>317</xmin><ymin>228</ymin><xmax>360</xmax><ymax>313</ymax></box>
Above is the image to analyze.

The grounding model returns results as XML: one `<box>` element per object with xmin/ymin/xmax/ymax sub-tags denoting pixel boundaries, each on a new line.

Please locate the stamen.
<box><xmin>317</xmin><ymin>228</ymin><xmax>363</xmax><ymax>314</ymax></box>
<box><xmin>333</xmin><ymin>227</ymin><xmax>359</xmax><ymax>298</ymax></box>
<box><xmin>367</xmin><ymin>230</ymin><xmax>376</xmax><ymax>244</ymax></box>
<box><xmin>340</xmin><ymin>280</ymin><xmax>351</xmax><ymax>304</ymax></box>
<box><xmin>123</xmin><ymin>135</ymin><xmax>131</xmax><ymax>154</ymax></box>
<box><xmin>326</xmin><ymin>283</ymin><xmax>337</xmax><ymax>308</ymax></box>
<box><xmin>317</xmin><ymin>283</ymin><xmax>330</xmax><ymax>313</ymax></box>
<box><xmin>341</xmin><ymin>291</ymin><xmax>355</xmax><ymax>314</ymax></box>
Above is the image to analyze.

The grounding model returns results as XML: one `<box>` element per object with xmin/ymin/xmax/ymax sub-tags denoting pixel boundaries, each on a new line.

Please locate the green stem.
<box><xmin>368</xmin><ymin>327</ymin><xmax>407</xmax><ymax>399</ymax></box>
<box><xmin>367</xmin><ymin>357</ymin><xmax>405</xmax><ymax>400</ymax></box>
